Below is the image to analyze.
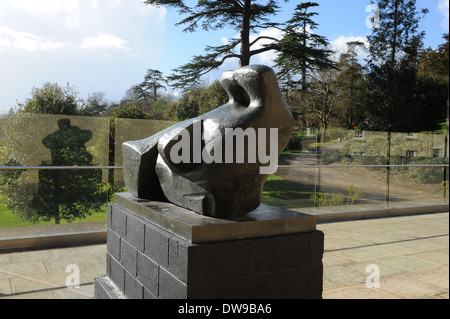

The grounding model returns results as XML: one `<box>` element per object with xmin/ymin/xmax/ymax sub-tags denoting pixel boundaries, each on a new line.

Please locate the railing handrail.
<box><xmin>278</xmin><ymin>164</ymin><xmax>449</xmax><ymax>168</ymax></box>
<box><xmin>0</xmin><ymin>166</ymin><xmax>123</xmax><ymax>170</ymax></box>
<box><xmin>0</xmin><ymin>164</ymin><xmax>448</xmax><ymax>170</ymax></box>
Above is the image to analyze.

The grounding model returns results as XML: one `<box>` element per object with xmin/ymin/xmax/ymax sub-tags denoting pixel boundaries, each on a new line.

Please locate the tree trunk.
<box><xmin>391</xmin><ymin>0</ymin><xmax>399</xmax><ymax>68</ymax></box>
<box><xmin>240</xmin><ymin>0</ymin><xmax>251</xmax><ymax>66</ymax></box>
<box><xmin>301</xmin><ymin>20</ymin><xmax>307</xmax><ymax>92</ymax></box>
<box><xmin>52</xmin><ymin>205</ymin><xmax>61</xmax><ymax>224</ymax></box>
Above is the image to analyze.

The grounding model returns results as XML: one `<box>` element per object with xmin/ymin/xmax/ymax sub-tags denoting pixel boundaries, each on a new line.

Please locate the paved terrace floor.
<box><xmin>0</xmin><ymin>212</ymin><xmax>448</xmax><ymax>299</ymax></box>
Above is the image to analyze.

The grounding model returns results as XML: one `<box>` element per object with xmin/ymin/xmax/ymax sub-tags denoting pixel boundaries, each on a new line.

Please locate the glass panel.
<box><xmin>0</xmin><ymin>113</ymin><xmax>110</xmax><ymax>228</ymax></box>
<box><xmin>388</xmin><ymin>166</ymin><xmax>448</xmax><ymax>209</ymax></box>
<box><xmin>113</xmin><ymin>118</ymin><xmax>177</xmax><ymax>186</ymax></box>
<box><xmin>389</xmin><ymin>132</ymin><xmax>448</xmax><ymax>208</ymax></box>
<box><xmin>263</xmin><ymin>128</ymin><xmax>319</xmax><ymax>212</ymax></box>
<box><xmin>317</xmin><ymin>129</ymin><xmax>390</xmax><ymax>213</ymax></box>
<box><xmin>0</xmin><ymin>113</ymin><xmax>109</xmax><ymax>167</ymax></box>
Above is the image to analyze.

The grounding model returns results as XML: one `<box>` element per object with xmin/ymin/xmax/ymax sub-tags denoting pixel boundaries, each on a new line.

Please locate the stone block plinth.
<box><xmin>94</xmin><ymin>193</ymin><xmax>324</xmax><ymax>299</ymax></box>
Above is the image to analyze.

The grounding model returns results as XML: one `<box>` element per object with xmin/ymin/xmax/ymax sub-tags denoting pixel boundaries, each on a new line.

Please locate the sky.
<box><xmin>0</xmin><ymin>0</ymin><xmax>448</xmax><ymax>115</ymax></box>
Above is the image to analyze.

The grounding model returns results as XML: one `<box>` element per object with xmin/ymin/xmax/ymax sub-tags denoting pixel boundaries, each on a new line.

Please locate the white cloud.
<box><xmin>79</xmin><ymin>33</ymin><xmax>131</xmax><ymax>52</ymax></box>
<box><xmin>438</xmin><ymin>0</ymin><xmax>449</xmax><ymax>30</ymax></box>
<box><xmin>331</xmin><ymin>35</ymin><xmax>369</xmax><ymax>62</ymax></box>
<box><xmin>3</xmin><ymin>0</ymin><xmax>81</xmax><ymax>29</ymax></box>
<box><xmin>215</xmin><ymin>28</ymin><xmax>283</xmax><ymax>67</ymax></box>
<box><xmin>0</xmin><ymin>0</ymin><xmax>168</xmax><ymax>114</ymax></box>
<box><xmin>250</xmin><ymin>28</ymin><xmax>284</xmax><ymax>65</ymax></box>
<box><xmin>4</xmin><ymin>0</ymin><xmax>74</xmax><ymax>15</ymax></box>
<box><xmin>0</xmin><ymin>26</ymin><xmax>65</xmax><ymax>52</ymax></box>
<box><xmin>221</xmin><ymin>37</ymin><xmax>230</xmax><ymax>45</ymax></box>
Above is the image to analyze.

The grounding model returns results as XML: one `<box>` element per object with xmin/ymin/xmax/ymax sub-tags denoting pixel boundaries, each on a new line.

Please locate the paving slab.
<box><xmin>0</xmin><ymin>212</ymin><xmax>447</xmax><ymax>299</ymax></box>
<box><xmin>0</xmin><ymin>278</ymin><xmax>11</xmax><ymax>297</ymax></box>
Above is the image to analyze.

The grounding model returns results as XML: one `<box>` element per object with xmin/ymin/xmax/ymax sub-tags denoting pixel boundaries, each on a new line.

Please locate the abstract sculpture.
<box><xmin>122</xmin><ymin>65</ymin><xmax>294</xmax><ymax>218</ymax></box>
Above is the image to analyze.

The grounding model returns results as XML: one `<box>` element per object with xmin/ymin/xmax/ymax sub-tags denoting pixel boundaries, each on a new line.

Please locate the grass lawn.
<box><xmin>0</xmin><ymin>175</ymin><xmax>313</xmax><ymax>228</ymax></box>
<box><xmin>0</xmin><ymin>204</ymin><xmax>108</xmax><ymax>228</ymax></box>
<box><xmin>262</xmin><ymin>174</ymin><xmax>314</xmax><ymax>209</ymax></box>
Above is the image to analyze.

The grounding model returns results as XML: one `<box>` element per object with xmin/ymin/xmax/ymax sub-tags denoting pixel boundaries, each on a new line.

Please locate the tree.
<box><xmin>173</xmin><ymin>87</ymin><xmax>203</xmax><ymax>120</ymax></box>
<box><xmin>418</xmin><ymin>33</ymin><xmax>449</xmax><ymax>78</ymax></box>
<box><xmin>109</xmin><ymin>103</ymin><xmax>148</xmax><ymax>163</ymax></box>
<box><xmin>336</xmin><ymin>41</ymin><xmax>366</xmax><ymax>128</ymax></box>
<box><xmin>166</xmin><ymin>80</ymin><xmax>228</xmax><ymax>121</ymax></box>
<box><xmin>303</xmin><ymin>68</ymin><xmax>342</xmax><ymax>141</ymax></box>
<box><xmin>110</xmin><ymin>103</ymin><xmax>147</xmax><ymax>120</ymax></box>
<box><xmin>198</xmin><ymin>80</ymin><xmax>229</xmax><ymax>115</ymax></box>
<box><xmin>144</xmin><ymin>0</ymin><xmax>294</xmax><ymax>89</ymax></box>
<box><xmin>17</xmin><ymin>82</ymin><xmax>81</xmax><ymax>115</ymax></box>
<box><xmin>121</xmin><ymin>69</ymin><xmax>171</xmax><ymax>119</ymax></box>
<box><xmin>415</xmin><ymin>34</ymin><xmax>449</xmax><ymax>132</ymax></box>
<box><xmin>367</xmin><ymin>0</ymin><xmax>428</xmax><ymax>69</ymax></box>
<box><xmin>363</xmin><ymin>0</ymin><xmax>428</xmax><ymax>132</ymax></box>
<box><xmin>273</xmin><ymin>2</ymin><xmax>335</xmax><ymax>93</ymax></box>
<box><xmin>33</xmin><ymin>119</ymin><xmax>104</xmax><ymax>224</ymax></box>
<box><xmin>133</xmin><ymin>69</ymin><xmax>168</xmax><ymax>102</ymax></box>
<box><xmin>413</xmin><ymin>73</ymin><xmax>449</xmax><ymax>131</ymax></box>
<box><xmin>80</xmin><ymin>92</ymin><xmax>110</xmax><ymax>116</ymax></box>
<box><xmin>1</xmin><ymin>84</ymin><xmax>107</xmax><ymax>224</ymax></box>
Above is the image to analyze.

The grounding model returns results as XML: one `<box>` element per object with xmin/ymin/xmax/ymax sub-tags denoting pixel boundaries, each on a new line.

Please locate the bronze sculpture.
<box><xmin>122</xmin><ymin>65</ymin><xmax>294</xmax><ymax>218</ymax></box>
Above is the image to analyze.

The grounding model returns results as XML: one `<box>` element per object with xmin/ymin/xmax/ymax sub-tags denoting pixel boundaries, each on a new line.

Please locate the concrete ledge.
<box><xmin>114</xmin><ymin>192</ymin><xmax>317</xmax><ymax>244</ymax></box>
<box><xmin>94</xmin><ymin>275</ymin><xmax>126</xmax><ymax>299</ymax></box>
<box><xmin>315</xmin><ymin>204</ymin><xmax>449</xmax><ymax>223</ymax></box>
<box><xmin>1</xmin><ymin>201</ymin><xmax>447</xmax><ymax>251</ymax></box>
<box><xmin>0</xmin><ymin>222</ymin><xmax>107</xmax><ymax>252</ymax></box>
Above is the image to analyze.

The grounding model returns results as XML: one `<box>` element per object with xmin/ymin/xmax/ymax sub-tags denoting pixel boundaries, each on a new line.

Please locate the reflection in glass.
<box><xmin>32</xmin><ymin>119</ymin><xmax>104</xmax><ymax>224</ymax></box>
<box><xmin>0</xmin><ymin>114</ymin><xmax>109</xmax><ymax>225</ymax></box>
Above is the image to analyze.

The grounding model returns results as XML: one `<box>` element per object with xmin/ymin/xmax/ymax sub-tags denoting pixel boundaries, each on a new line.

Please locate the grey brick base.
<box><xmin>94</xmin><ymin>193</ymin><xmax>324</xmax><ymax>299</ymax></box>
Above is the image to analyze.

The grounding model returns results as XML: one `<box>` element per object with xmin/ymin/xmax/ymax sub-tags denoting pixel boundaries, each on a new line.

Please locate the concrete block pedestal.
<box><xmin>94</xmin><ymin>193</ymin><xmax>324</xmax><ymax>299</ymax></box>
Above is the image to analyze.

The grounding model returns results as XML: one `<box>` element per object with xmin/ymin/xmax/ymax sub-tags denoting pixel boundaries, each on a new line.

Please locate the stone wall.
<box><xmin>95</xmin><ymin>194</ymin><xmax>324</xmax><ymax>299</ymax></box>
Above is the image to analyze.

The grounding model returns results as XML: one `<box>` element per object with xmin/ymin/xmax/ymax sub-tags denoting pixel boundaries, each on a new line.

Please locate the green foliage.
<box><xmin>150</xmin><ymin>99</ymin><xmax>169</xmax><ymax>120</ymax></box>
<box><xmin>363</xmin><ymin>64</ymin><xmax>420</xmax><ymax>132</ymax></box>
<box><xmin>283</xmin><ymin>128</ymin><xmax>305</xmax><ymax>152</ymax></box>
<box><xmin>171</xmin><ymin>80</ymin><xmax>229</xmax><ymax>121</ymax></box>
<box><xmin>31</xmin><ymin>168</ymin><xmax>105</xmax><ymax>224</ymax></box>
<box><xmin>413</xmin><ymin>74</ymin><xmax>449</xmax><ymax>132</ymax></box>
<box><xmin>175</xmin><ymin>90</ymin><xmax>201</xmax><ymax>120</ymax></box>
<box><xmin>311</xmin><ymin>192</ymin><xmax>345</xmax><ymax>207</ymax></box>
<box><xmin>0</xmin><ymin>117</ymin><xmax>108</xmax><ymax>224</ymax></box>
<box><xmin>17</xmin><ymin>82</ymin><xmax>82</xmax><ymax>115</ymax></box>
<box><xmin>363</xmin><ymin>0</ymin><xmax>428</xmax><ymax>132</ymax></box>
<box><xmin>198</xmin><ymin>80</ymin><xmax>228</xmax><ymax>115</ymax></box>
<box><xmin>435</xmin><ymin>122</ymin><xmax>448</xmax><ymax>135</ymax></box>
<box><xmin>311</xmin><ymin>183</ymin><xmax>363</xmax><ymax>207</ymax></box>
<box><xmin>143</xmin><ymin>0</ymin><xmax>284</xmax><ymax>88</ymax></box>
<box><xmin>111</xmin><ymin>103</ymin><xmax>147</xmax><ymax>120</ymax></box>
<box><xmin>347</xmin><ymin>183</ymin><xmax>363</xmax><ymax>205</ymax></box>
<box><xmin>262</xmin><ymin>175</ymin><xmax>314</xmax><ymax>208</ymax></box>
<box><xmin>132</xmin><ymin>69</ymin><xmax>167</xmax><ymax>102</ymax></box>
<box><xmin>0</xmin><ymin>159</ymin><xmax>23</xmax><ymax>186</ymax></box>
<box><xmin>418</xmin><ymin>33</ymin><xmax>449</xmax><ymax>78</ymax></box>
<box><xmin>144</xmin><ymin>1</ymin><xmax>331</xmax><ymax>90</ymax></box>
<box><xmin>336</xmin><ymin>41</ymin><xmax>366</xmax><ymax>128</ymax></box>
<box><xmin>0</xmin><ymin>204</ymin><xmax>108</xmax><ymax>228</ymax></box>
<box><xmin>274</xmin><ymin>2</ymin><xmax>335</xmax><ymax>91</ymax></box>
<box><xmin>401</xmin><ymin>157</ymin><xmax>448</xmax><ymax>185</ymax></box>
<box><xmin>80</xmin><ymin>92</ymin><xmax>110</xmax><ymax>116</ymax></box>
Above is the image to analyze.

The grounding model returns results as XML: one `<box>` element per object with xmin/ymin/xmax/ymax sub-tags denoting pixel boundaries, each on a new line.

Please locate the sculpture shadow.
<box><xmin>33</xmin><ymin>119</ymin><xmax>104</xmax><ymax>224</ymax></box>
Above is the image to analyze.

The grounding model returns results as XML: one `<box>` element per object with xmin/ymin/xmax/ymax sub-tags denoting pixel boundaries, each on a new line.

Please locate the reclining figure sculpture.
<box><xmin>122</xmin><ymin>65</ymin><xmax>294</xmax><ymax>218</ymax></box>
